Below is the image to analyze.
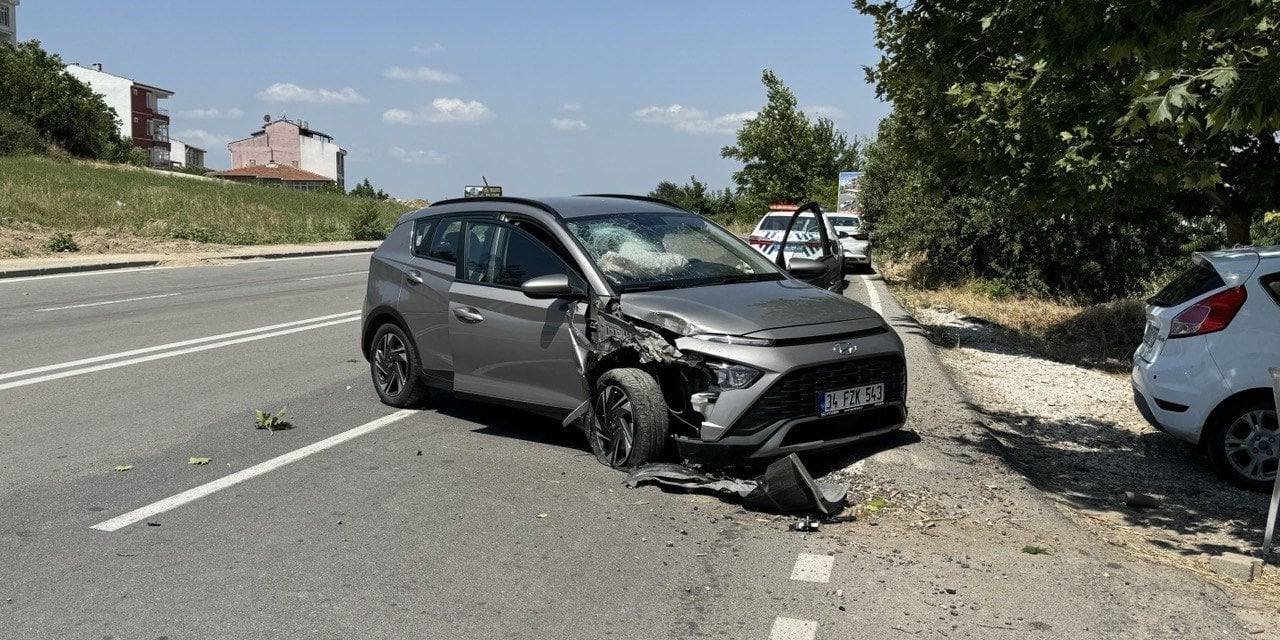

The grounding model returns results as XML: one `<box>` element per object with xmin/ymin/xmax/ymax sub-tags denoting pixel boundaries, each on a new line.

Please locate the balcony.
<box><xmin>155</xmin><ymin>107</ymin><xmax>169</xmax><ymax>117</ymax></box>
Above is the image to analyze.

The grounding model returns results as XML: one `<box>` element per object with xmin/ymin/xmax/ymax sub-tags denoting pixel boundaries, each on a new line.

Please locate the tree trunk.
<box><xmin>1205</xmin><ymin>189</ymin><xmax>1252</xmax><ymax>247</ymax></box>
<box><xmin>1223</xmin><ymin>209</ymin><xmax>1253</xmax><ymax>247</ymax></box>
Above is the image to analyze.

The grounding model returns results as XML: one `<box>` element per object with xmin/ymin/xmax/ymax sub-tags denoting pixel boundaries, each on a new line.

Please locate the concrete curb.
<box><xmin>0</xmin><ymin>246</ymin><xmax>377</xmax><ymax>280</ymax></box>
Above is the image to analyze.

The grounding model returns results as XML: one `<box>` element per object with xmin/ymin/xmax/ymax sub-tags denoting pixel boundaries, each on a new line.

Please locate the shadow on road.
<box><xmin>964</xmin><ymin>400</ymin><xmax>1268</xmax><ymax>557</ymax></box>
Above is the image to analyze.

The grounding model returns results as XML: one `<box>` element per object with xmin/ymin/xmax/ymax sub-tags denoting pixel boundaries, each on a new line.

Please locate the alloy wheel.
<box><xmin>592</xmin><ymin>384</ymin><xmax>635</xmax><ymax>467</ymax></box>
<box><xmin>373</xmin><ymin>332</ymin><xmax>409</xmax><ymax>398</ymax></box>
<box><xmin>1223</xmin><ymin>409</ymin><xmax>1280</xmax><ymax>482</ymax></box>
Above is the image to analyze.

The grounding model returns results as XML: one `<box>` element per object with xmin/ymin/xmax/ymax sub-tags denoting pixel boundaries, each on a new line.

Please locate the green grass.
<box><xmin>0</xmin><ymin>156</ymin><xmax>411</xmax><ymax>245</ymax></box>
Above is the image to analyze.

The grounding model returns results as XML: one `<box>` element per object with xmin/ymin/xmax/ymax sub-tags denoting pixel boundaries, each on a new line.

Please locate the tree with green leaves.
<box><xmin>649</xmin><ymin>176</ymin><xmax>738</xmax><ymax>219</ymax></box>
<box><xmin>721</xmin><ymin>70</ymin><xmax>860</xmax><ymax>210</ymax></box>
<box><xmin>349</xmin><ymin>177</ymin><xmax>390</xmax><ymax>200</ymax></box>
<box><xmin>0</xmin><ymin>40</ymin><xmax>130</xmax><ymax>160</ymax></box>
<box><xmin>854</xmin><ymin>0</ymin><xmax>1280</xmax><ymax>245</ymax></box>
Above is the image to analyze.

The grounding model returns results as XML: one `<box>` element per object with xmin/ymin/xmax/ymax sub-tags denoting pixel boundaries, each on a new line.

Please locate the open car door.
<box><xmin>775</xmin><ymin>202</ymin><xmax>844</xmax><ymax>291</ymax></box>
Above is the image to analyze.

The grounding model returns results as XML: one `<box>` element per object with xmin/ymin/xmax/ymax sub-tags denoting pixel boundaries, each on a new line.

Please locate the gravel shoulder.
<box><xmin>897</xmin><ymin>295</ymin><xmax>1280</xmax><ymax>624</ymax></box>
<box><xmin>799</xmin><ymin>274</ymin><xmax>1280</xmax><ymax>637</ymax></box>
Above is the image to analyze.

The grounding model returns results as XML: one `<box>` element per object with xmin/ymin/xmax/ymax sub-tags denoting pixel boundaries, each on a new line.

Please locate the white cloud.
<box><xmin>411</xmin><ymin>42</ymin><xmax>445</xmax><ymax>55</ymax></box>
<box><xmin>382</xmin><ymin>98</ymin><xmax>493</xmax><ymax>125</ymax></box>
<box><xmin>174</xmin><ymin>129</ymin><xmax>234</xmax><ymax>149</ymax></box>
<box><xmin>551</xmin><ymin>118</ymin><xmax>587</xmax><ymax>132</ymax></box>
<box><xmin>561</xmin><ymin>103</ymin><xmax>582</xmax><ymax>111</ymax></box>
<box><xmin>257</xmin><ymin>83</ymin><xmax>367</xmax><ymax>104</ymax></box>
<box><xmin>390</xmin><ymin>147</ymin><xmax>447</xmax><ymax>165</ymax></box>
<box><xmin>383</xmin><ymin>66</ymin><xmax>460</xmax><ymax>83</ymax></box>
<box><xmin>176</xmin><ymin>107</ymin><xmax>244</xmax><ymax>119</ymax></box>
<box><xmin>805</xmin><ymin>105</ymin><xmax>847</xmax><ymax>119</ymax></box>
<box><xmin>633</xmin><ymin>104</ymin><xmax>756</xmax><ymax>135</ymax></box>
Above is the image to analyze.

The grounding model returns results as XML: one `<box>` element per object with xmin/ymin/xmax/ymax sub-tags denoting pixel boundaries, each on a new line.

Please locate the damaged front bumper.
<box><xmin>671</xmin><ymin>325</ymin><xmax>907</xmax><ymax>462</ymax></box>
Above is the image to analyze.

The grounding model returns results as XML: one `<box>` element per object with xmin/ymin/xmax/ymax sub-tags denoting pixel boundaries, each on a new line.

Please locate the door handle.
<box><xmin>406</xmin><ymin>270</ymin><xmax>424</xmax><ymax>285</ymax></box>
<box><xmin>452</xmin><ymin>307</ymin><xmax>484</xmax><ymax>323</ymax></box>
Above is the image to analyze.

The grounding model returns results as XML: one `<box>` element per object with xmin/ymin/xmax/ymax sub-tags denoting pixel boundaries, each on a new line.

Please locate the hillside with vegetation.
<box><xmin>0</xmin><ymin>156</ymin><xmax>410</xmax><ymax>257</ymax></box>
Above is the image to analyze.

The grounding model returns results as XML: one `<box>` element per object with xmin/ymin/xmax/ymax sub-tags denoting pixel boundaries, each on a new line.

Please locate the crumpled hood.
<box><xmin>620</xmin><ymin>279</ymin><xmax>877</xmax><ymax>337</ymax></box>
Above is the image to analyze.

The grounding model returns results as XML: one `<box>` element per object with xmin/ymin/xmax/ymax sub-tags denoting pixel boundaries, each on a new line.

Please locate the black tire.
<box><xmin>1207</xmin><ymin>397</ymin><xmax>1279</xmax><ymax>491</ymax></box>
<box><xmin>369</xmin><ymin>323</ymin><xmax>429</xmax><ymax>408</ymax></box>
<box><xmin>587</xmin><ymin>368</ymin><xmax>669</xmax><ymax>469</ymax></box>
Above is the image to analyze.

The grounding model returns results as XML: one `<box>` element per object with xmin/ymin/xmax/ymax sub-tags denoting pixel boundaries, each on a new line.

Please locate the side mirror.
<box><xmin>520</xmin><ymin>273</ymin><xmax>583</xmax><ymax>299</ymax></box>
<box><xmin>837</xmin><ymin>231</ymin><xmax>851</xmax><ymax>239</ymax></box>
<box><xmin>852</xmin><ymin>233</ymin><xmax>869</xmax><ymax>241</ymax></box>
<box><xmin>787</xmin><ymin>258</ymin><xmax>829</xmax><ymax>278</ymax></box>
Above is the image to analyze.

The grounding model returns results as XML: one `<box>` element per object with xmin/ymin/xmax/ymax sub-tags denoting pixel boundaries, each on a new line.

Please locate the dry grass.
<box><xmin>0</xmin><ymin>155</ymin><xmax>409</xmax><ymax>246</ymax></box>
<box><xmin>888</xmin><ymin>273</ymin><xmax>1146</xmax><ymax>372</ymax></box>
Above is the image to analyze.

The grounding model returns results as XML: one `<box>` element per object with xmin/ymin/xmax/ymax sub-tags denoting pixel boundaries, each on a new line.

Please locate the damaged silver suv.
<box><xmin>361</xmin><ymin>195</ymin><xmax>907</xmax><ymax>467</ymax></box>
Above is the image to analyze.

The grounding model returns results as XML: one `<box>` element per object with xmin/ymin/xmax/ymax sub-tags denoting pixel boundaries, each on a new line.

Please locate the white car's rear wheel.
<box><xmin>1210</xmin><ymin>399</ymin><xmax>1279</xmax><ymax>491</ymax></box>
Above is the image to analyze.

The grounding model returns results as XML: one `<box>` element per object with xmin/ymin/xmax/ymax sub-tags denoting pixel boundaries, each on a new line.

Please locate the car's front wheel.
<box><xmin>369</xmin><ymin>323</ymin><xmax>429</xmax><ymax>408</ymax></box>
<box><xmin>1208</xmin><ymin>397</ymin><xmax>1279</xmax><ymax>491</ymax></box>
<box><xmin>587</xmin><ymin>368</ymin><xmax>668</xmax><ymax>469</ymax></box>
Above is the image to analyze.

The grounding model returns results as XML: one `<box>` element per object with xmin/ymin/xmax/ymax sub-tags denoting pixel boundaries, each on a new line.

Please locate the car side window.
<box><xmin>1262</xmin><ymin>273</ymin><xmax>1280</xmax><ymax>307</ymax></box>
<box><xmin>462</xmin><ymin>222</ymin><xmax>568</xmax><ymax>287</ymax></box>
<box><xmin>428</xmin><ymin>220</ymin><xmax>463</xmax><ymax>263</ymax></box>
<box><xmin>411</xmin><ymin>219</ymin><xmax>435</xmax><ymax>258</ymax></box>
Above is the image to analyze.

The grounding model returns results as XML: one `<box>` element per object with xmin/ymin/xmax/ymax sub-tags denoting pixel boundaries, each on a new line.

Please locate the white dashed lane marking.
<box><xmin>769</xmin><ymin>617</ymin><xmax>818</xmax><ymax>640</ymax></box>
<box><xmin>36</xmin><ymin>292</ymin><xmax>181</xmax><ymax>312</ymax></box>
<box><xmin>790</xmin><ymin>553</ymin><xmax>835</xmax><ymax>583</ymax></box>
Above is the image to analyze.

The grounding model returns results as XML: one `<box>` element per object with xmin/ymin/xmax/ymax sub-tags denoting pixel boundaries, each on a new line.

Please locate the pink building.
<box><xmin>227</xmin><ymin>118</ymin><xmax>346</xmax><ymax>189</ymax></box>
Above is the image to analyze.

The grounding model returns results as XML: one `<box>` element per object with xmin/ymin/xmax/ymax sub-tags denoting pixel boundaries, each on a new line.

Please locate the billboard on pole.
<box><xmin>837</xmin><ymin>171</ymin><xmax>862</xmax><ymax>212</ymax></box>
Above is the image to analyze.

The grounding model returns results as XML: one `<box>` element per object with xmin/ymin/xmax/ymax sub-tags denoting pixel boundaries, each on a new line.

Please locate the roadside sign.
<box><xmin>464</xmin><ymin>185</ymin><xmax>503</xmax><ymax>197</ymax></box>
<box><xmin>837</xmin><ymin>172</ymin><xmax>861</xmax><ymax>212</ymax></box>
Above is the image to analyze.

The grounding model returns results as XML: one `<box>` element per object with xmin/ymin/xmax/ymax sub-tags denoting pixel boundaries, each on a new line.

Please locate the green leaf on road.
<box><xmin>113</xmin><ymin>464</ymin><xmax>133</xmax><ymax>472</ymax></box>
<box><xmin>188</xmin><ymin>457</ymin><xmax>211</xmax><ymax>465</ymax></box>
<box><xmin>864</xmin><ymin>497</ymin><xmax>888</xmax><ymax>512</ymax></box>
<box><xmin>1021</xmin><ymin>545</ymin><xmax>1049</xmax><ymax>555</ymax></box>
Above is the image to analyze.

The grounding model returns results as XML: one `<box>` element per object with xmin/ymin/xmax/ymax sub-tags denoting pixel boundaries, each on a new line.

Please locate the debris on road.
<box><xmin>112</xmin><ymin>464</ymin><xmax>133</xmax><ymax>472</ymax></box>
<box><xmin>1021</xmin><ymin>545</ymin><xmax>1049</xmax><ymax>555</ymax></box>
<box><xmin>536</xmin><ymin>512</ymin><xmax>549</xmax><ymax>519</ymax></box>
<box><xmin>188</xmin><ymin>457</ymin><xmax>210</xmax><ymax>465</ymax></box>
<box><xmin>624</xmin><ymin>453</ymin><xmax>848</xmax><ymax>515</ymax></box>
<box><xmin>253</xmin><ymin>406</ymin><xmax>292</xmax><ymax>431</ymax></box>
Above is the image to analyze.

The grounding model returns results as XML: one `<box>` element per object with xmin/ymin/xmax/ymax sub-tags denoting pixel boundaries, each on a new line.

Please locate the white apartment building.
<box><xmin>0</xmin><ymin>0</ymin><xmax>20</xmax><ymax>46</ymax></box>
<box><xmin>64</xmin><ymin>63</ymin><xmax>173</xmax><ymax>166</ymax></box>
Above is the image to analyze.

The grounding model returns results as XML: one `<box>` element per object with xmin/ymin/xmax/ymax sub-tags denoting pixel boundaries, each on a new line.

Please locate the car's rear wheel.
<box><xmin>370</xmin><ymin>323</ymin><xmax>429</xmax><ymax>408</ymax></box>
<box><xmin>1208</xmin><ymin>398</ymin><xmax>1279</xmax><ymax>491</ymax></box>
<box><xmin>588</xmin><ymin>368</ymin><xmax>668</xmax><ymax>469</ymax></box>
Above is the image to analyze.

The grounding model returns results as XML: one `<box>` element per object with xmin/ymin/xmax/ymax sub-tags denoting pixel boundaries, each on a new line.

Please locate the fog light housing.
<box><xmin>705</xmin><ymin>361</ymin><xmax>762</xmax><ymax>390</ymax></box>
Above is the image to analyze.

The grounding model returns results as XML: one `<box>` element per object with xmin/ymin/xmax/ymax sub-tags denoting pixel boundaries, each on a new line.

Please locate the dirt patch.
<box><xmin>910</xmin><ymin>304</ymin><xmax>1280</xmax><ymax>601</ymax></box>
<box><xmin>0</xmin><ymin>219</ymin><xmax>230</xmax><ymax>258</ymax></box>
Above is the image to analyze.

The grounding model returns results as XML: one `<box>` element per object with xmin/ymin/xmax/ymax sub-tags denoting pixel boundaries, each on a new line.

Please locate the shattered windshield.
<box><xmin>567</xmin><ymin>212</ymin><xmax>784</xmax><ymax>292</ymax></box>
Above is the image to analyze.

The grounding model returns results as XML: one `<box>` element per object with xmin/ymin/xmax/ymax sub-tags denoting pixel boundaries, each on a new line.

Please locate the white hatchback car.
<box><xmin>827</xmin><ymin>213</ymin><xmax>871</xmax><ymax>271</ymax></box>
<box><xmin>1132</xmin><ymin>246</ymin><xmax>1280</xmax><ymax>489</ymax></box>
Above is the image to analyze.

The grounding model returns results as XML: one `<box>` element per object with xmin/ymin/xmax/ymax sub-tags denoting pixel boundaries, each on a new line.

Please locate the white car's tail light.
<box><xmin>1168</xmin><ymin>286</ymin><xmax>1247</xmax><ymax>338</ymax></box>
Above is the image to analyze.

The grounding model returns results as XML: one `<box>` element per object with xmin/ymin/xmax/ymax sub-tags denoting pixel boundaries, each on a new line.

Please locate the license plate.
<box><xmin>770</xmin><ymin>242</ymin><xmax>805</xmax><ymax>252</ymax></box>
<box><xmin>818</xmin><ymin>383</ymin><xmax>885</xmax><ymax>417</ymax></box>
<box><xmin>1142</xmin><ymin>322</ymin><xmax>1159</xmax><ymax>348</ymax></box>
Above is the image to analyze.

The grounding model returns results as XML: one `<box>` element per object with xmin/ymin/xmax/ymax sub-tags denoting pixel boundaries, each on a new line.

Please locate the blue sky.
<box><xmin>24</xmin><ymin>1</ymin><xmax>888</xmax><ymax>200</ymax></box>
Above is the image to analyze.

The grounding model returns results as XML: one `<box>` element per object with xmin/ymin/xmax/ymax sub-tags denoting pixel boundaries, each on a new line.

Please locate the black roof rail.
<box><xmin>575</xmin><ymin>193</ymin><xmax>690</xmax><ymax>212</ymax></box>
<box><xmin>429</xmin><ymin>196</ymin><xmax>562</xmax><ymax>218</ymax></box>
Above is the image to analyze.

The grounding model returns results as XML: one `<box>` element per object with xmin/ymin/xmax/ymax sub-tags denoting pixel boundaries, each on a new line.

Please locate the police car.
<box><xmin>746</xmin><ymin>203</ymin><xmax>844</xmax><ymax>291</ymax></box>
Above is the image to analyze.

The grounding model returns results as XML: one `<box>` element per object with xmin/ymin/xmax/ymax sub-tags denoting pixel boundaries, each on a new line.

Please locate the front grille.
<box><xmin>779</xmin><ymin>405</ymin><xmax>906</xmax><ymax>447</ymax></box>
<box><xmin>731</xmin><ymin>355</ymin><xmax>906</xmax><ymax>436</ymax></box>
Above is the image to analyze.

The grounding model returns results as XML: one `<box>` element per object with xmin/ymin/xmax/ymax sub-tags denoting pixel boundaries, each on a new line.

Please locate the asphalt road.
<box><xmin>0</xmin><ymin>256</ymin><xmax>1259</xmax><ymax>639</ymax></box>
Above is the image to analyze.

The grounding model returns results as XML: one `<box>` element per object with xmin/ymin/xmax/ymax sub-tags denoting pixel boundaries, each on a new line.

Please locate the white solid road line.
<box><xmin>0</xmin><ymin>310</ymin><xmax>360</xmax><ymax>382</ymax></box>
<box><xmin>0</xmin><ymin>314</ymin><xmax>360</xmax><ymax>391</ymax></box>
<box><xmin>35</xmin><ymin>292</ymin><xmax>182</xmax><ymax>312</ymax></box>
<box><xmin>91</xmin><ymin>409</ymin><xmax>417</xmax><ymax>532</ymax></box>
<box><xmin>0</xmin><ymin>265</ymin><xmax>175</xmax><ymax>284</ymax></box>
<box><xmin>769</xmin><ymin>617</ymin><xmax>818</xmax><ymax>640</ymax></box>
<box><xmin>298</xmin><ymin>271</ymin><xmax>366</xmax><ymax>281</ymax></box>
<box><xmin>789</xmin><ymin>553</ymin><xmax>835</xmax><ymax>583</ymax></box>
<box><xmin>863</xmin><ymin>274</ymin><xmax>884</xmax><ymax>315</ymax></box>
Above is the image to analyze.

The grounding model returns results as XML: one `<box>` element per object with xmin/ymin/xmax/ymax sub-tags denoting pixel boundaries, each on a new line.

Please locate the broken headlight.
<box><xmin>690</xmin><ymin>334</ymin><xmax>774</xmax><ymax>347</ymax></box>
<box><xmin>705</xmin><ymin>361</ymin><xmax>762</xmax><ymax>390</ymax></box>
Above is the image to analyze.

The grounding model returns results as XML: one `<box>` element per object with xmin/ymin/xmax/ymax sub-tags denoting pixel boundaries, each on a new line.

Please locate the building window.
<box><xmin>249</xmin><ymin>159</ymin><xmax>256</xmax><ymax>166</ymax></box>
<box><xmin>146</xmin><ymin>92</ymin><xmax>156</xmax><ymax>112</ymax></box>
<box><xmin>1</xmin><ymin>7</ymin><xmax>10</xmax><ymax>27</ymax></box>
<box><xmin>291</xmin><ymin>161</ymin><xmax>298</xmax><ymax>168</ymax></box>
